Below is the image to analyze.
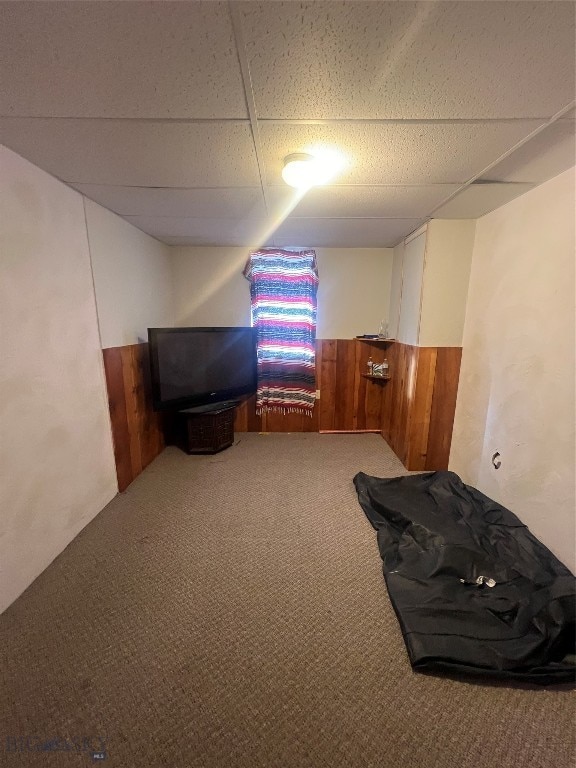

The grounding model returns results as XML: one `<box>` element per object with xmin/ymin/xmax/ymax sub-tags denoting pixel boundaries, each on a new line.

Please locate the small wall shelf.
<box><xmin>362</xmin><ymin>373</ymin><xmax>391</xmax><ymax>382</ymax></box>
<box><xmin>355</xmin><ymin>337</ymin><xmax>395</xmax><ymax>343</ymax></box>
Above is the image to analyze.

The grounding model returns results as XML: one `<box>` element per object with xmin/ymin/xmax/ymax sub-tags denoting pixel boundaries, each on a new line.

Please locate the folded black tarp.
<box><xmin>353</xmin><ymin>470</ymin><xmax>576</xmax><ymax>684</ymax></box>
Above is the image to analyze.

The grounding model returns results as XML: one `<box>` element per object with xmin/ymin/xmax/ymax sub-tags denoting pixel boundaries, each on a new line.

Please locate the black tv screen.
<box><xmin>148</xmin><ymin>327</ymin><xmax>257</xmax><ymax>411</ymax></box>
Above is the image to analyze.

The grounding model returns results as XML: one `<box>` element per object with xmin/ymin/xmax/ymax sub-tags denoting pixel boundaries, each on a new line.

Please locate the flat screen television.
<box><xmin>148</xmin><ymin>327</ymin><xmax>257</xmax><ymax>412</ymax></box>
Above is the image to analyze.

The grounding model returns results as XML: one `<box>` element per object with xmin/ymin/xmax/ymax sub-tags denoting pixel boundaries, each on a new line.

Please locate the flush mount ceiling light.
<box><xmin>281</xmin><ymin>153</ymin><xmax>317</xmax><ymax>189</ymax></box>
<box><xmin>281</xmin><ymin>152</ymin><xmax>341</xmax><ymax>190</ymax></box>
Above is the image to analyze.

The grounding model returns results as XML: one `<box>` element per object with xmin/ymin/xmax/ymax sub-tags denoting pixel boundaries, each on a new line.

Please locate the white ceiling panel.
<box><xmin>267</xmin><ymin>184</ymin><xmax>462</xmax><ymax>219</ymax></box>
<box><xmin>259</xmin><ymin>121</ymin><xmax>544</xmax><ymax>186</ymax></box>
<box><xmin>0</xmin><ymin>1</ymin><xmax>572</xmax><ymax>247</ymax></box>
<box><xmin>124</xmin><ymin>216</ymin><xmax>273</xmax><ymax>247</ymax></box>
<box><xmin>432</xmin><ymin>183</ymin><xmax>535</xmax><ymax>219</ymax></box>
<box><xmin>158</xmin><ymin>236</ymin><xmax>253</xmax><ymax>247</ymax></box>
<box><xmin>69</xmin><ymin>185</ymin><xmax>267</xmax><ymax>220</ymax></box>
<box><xmin>0</xmin><ymin>119</ymin><xmax>259</xmax><ymax>187</ymax></box>
<box><xmin>478</xmin><ymin>121</ymin><xmax>576</xmax><ymax>184</ymax></box>
<box><xmin>0</xmin><ymin>2</ymin><xmax>247</xmax><ymax>119</ymax></box>
<box><xmin>242</xmin><ymin>1</ymin><xmax>575</xmax><ymax>120</ymax></box>
<box><xmin>270</xmin><ymin>218</ymin><xmax>424</xmax><ymax>249</ymax></box>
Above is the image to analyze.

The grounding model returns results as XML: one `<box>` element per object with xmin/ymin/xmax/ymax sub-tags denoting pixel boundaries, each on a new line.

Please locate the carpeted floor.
<box><xmin>1</xmin><ymin>433</ymin><xmax>574</xmax><ymax>768</ymax></box>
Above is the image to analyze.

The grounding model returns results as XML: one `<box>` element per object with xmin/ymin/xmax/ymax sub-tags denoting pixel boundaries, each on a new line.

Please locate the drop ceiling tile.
<box><xmin>478</xmin><ymin>121</ymin><xmax>576</xmax><ymax>183</ymax></box>
<box><xmin>69</xmin><ymin>185</ymin><xmax>267</xmax><ymax>219</ymax></box>
<box><xmin>432</xmin><ymin>183</ymin><xmax>535</xmax><ymax>219</ymax></box>
<box><xmin>270</xmin><ymin>218</ymin><xmax>424</xmax><ymax>248</ymax></box>
<box><xmin>0</xmin><ymin>2</ymin><xmax>247</xmax><ymax>118</ymax></box>
<box><xmin>124</xmin><ymin>216</ymin><xmax>272</xmax><ymax>247</ymax></box>
<box><xmin>266</xmin><ymin>184</ymin><xmax>461</xmax><ymax>219</ymax></box>
<box><xmin>0</xmin><ymin>119</ymin><xmax>259</xmax><ymax>187</ymax></box>
<box><xmin>159</xmin><ymin>236</ymin><xmax>253</xmax><ymax>247</ymax></box>
<box><xmin>259</xmin><ymin>121</ymin><xmax>543</xmax><ymax>186</ymax></box>
<box><xmin>243</xmin><ymin>1</ymin><xmax>575</xmax><ymax>119</ymax></box>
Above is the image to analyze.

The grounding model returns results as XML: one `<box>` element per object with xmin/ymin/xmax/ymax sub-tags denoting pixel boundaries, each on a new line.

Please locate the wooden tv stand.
<box><xmin>175</xmin><ymin>403</ymin><xmax>236</xmax><ymax>454</ymax></box>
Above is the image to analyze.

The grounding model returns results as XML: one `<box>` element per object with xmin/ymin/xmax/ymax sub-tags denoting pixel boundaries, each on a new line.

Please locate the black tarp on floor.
<box><xmin>353</xmin><ymin>470</ymin><xmax>576</xmax><ymax>684</ymax></box>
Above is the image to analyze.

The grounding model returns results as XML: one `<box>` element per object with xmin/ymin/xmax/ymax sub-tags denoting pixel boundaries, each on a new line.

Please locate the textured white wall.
<box><xmin>419</xmin><ymin>219</ymin><xmax>475</xmax><ymax>347</ymax></box>
<box><xmin>315</xmin><ymin>248</ymin><xmax>392</xmax><ymax>338</ymax></box>
<box><xmin>86</xmin><ymin>200</ymin><xmax>173</xmax><ymax>348</ymax></box>
<box><xmin>0</xmin><ymin>146</ymin><xmax>118</xmax><ymax>613</ymax></box>
<box><xmin>450</xmin><ymin>167</ymin><xmax>575</xmax><ymax>570</ymax></box>
<box><xmin>171</xmin><ymin>246</ymin><xmax>393</xmax><ymax>338</ymax></box>
<box><xmin>171</xmin><ymin>247</ymin><xmax>251</xmax><ymax>327</ymax></box>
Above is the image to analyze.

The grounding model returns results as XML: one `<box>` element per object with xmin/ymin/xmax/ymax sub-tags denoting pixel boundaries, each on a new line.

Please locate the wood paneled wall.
<box><xmin>235</xmin><ymin>340</ymin><xmax>461</xmax><ymax>471</ymax></box>
<box><xmin>102</xmin><ymin>339</ymin><xmax>461</xmax><ymax>490</ymax></box>
<box><xmin>233</xmin><ymin>339</ymin><xmax>391</xmax><ymax>433</ymax></box>
<box><xmin>380</xmin><ymin>342</ymin><xmax>462</xmax><ymax>470</ymax></box>
<box><xmin>102</xmin><ymin>343</ymin><xmax>164</xmax><ymax>492</ymax></box>
<box><xmin>317</xmin><ymin>338</ymin><xmax>390</xmax><ymax>431</ymax></box>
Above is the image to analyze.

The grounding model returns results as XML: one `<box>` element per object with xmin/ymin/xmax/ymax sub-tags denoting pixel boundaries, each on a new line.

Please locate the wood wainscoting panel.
<box><xmin>102</xmin><ymin>343</ymin><xmax>165</xmax><ymax>492</ymax></box>
<box><xmin>318</xmin><ymin>339</ymin><xmax>338</xmax><ymax>430</ymax></box>
<box><xmin>425</xmin><ymin>346</ymin><xmax>463</xmax><ymax>470</ymax></box>
<box><xmin>317</xmin><ymin>339</ymin><xmax>389</xmax><ymax>432</ymax></box>
<box><xmin>406</xmin><ymin>347</ymin><xmax>438</xmax><ymax>471</ymax></box>
<box><xmin>381</xmin><ymin>341</ymin><xmax>415</xmax><ymax>465</ymax></box>
<box><xmin>233</xmin><ymin>394</ymin><xmax>263</xmax><ymax>433</ymax></box>
<box><xmin>333</xmin><ymin>339</ymin><xmax>357</xmax><ymax>430</ymax></box>
<box><xmin>102</xmin><ymin>347</ymin><xmax>133</xmax><ymax>493</ymax></box>
<box><xmin>380</xmin><ymin>342</ymin><xmax>462</xmax><ymax>471</ymax></box>
<box><xmin>353</xmin><ymin>339</ymin><xmax>388</xmax><ymax>431</ymax></box>
<box><xmin>119</xmin><ymin>345</ymin><xmax>144</xmax><ymax>480</ymax></box>
<box><xmin>101</xmin><ymin>339</ymin><xmax>460</xmax><ymax>481</ymax></box>
<box><xmin>133</xmin><ymin>343</ymin><xmax>165</xmax><ymax>468</ymax></box>
<box><xmin>237</xmin><ymin>338</ymin><xmax>396</xmax><ymax>434</ymax></box>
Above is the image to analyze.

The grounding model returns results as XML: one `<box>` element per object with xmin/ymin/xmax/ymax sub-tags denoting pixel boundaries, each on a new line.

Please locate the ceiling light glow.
<box><xmin>282</xmin><ymin>150</ymin><xmax>345</xmax><ymax>189</ymax></box>
<box><xmin>281</xmin><ymin>153</ymin><xmax>318</xmax><ymax>189</ymax></box>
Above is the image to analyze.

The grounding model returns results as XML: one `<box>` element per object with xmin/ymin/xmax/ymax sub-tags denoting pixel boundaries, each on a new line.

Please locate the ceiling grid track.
<box><xmin>0</xmin><ymin>2</ymin><xmax>573</xmax><ymax>247</ymax></box>
<box><xmin>428</xmin><ymin>100</ymin><xmax>576</xmax><ymax>217</ymax></box>
<box><xmin>228</xmin><ymin>1</ymin><xmax>270</xmax><ymax>220</ymax></box>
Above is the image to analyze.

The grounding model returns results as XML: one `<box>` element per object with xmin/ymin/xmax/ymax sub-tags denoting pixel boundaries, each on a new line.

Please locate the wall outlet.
<box><xmin>315</xmin><ymin>389</ymin><xmax>321</xmax><ymax>400</ymax></box>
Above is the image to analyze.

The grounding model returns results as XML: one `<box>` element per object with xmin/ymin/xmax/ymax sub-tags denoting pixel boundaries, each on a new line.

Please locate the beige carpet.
<box><xmin>1</xmin><ymin>433</ymin><xmax>574</xmax><ymax>768</ymax></box>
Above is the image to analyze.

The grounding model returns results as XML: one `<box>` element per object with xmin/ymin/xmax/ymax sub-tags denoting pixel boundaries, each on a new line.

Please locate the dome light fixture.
<box><xmin>281</xmin><ymin>153</ymin><xmax>317</xmax><ymax>189</ymax></box>
<box><xmin>281</xmin><ymin>151</ymin><xmax>340</xmax><ymax>190</ymax></box>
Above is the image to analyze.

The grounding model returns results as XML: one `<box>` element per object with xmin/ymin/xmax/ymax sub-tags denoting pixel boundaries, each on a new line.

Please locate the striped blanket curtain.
<box><xmin>243</xmin><ymin>248</ymin><xmax>319</xmax><ymax>416</ymax></box>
